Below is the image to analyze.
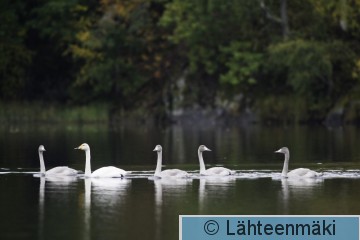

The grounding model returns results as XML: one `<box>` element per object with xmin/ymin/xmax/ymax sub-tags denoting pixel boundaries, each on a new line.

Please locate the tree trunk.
<box><xmin>280</xmin><ymin>0</ymin><xmax>289</xmax><ymax>39</ymax></box>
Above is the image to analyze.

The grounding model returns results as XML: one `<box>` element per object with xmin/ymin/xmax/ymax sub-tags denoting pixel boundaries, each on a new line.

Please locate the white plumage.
<box><xmin>197</xmin><ymin>145</ymin><xmax>235</xmax><ymax>176</ymax></box>
<box><xmin>75</xmin><ymin>143</ymin><xmax>128</xmax><ymax>178</ymax></box>
<box><xmin>201</xmin><ymin>166</ymin><xmax>235</xmax><ymax>176</ymax></box>
<box><xmin>275</xmin><ymin>147</ymin><xmax>321</xmax><ymax>178</ymax></box>
<box><xmin>153</xmin><ymin>145</ymin><xmax>189</xmax><ymax>179</ymax></box>
<box><xmin>91</xmin><ymin>166</ymin><xmax>127</xmax><ymax>178</ymax></box>
<box><xmin>38</xmin><ymin>145</ymin><xmax>78</xmax><ymax>176</ymax></box>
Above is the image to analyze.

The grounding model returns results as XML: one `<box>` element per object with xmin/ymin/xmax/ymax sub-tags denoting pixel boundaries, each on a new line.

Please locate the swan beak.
<box><xmin>275</xmin><ymin>149</ymin><xmax>281</xmax><ymax>153</ymax></box>
<box><xmin>74</xmin><ymin>146</ymin><xmax>80</xmax><ymax>150</ymax></box>
<box><xmin>204</xmin><ymin>147</ymin><xmax>211</xmax><ymax>151</ymax></box>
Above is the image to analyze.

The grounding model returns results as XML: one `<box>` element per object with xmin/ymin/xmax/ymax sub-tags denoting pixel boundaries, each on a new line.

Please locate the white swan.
<box><xmin>275</xmin><ymin>147</ymin><xmax>321</xmax><ymax>178</ymax></box>
<box><xmin>198</xmin><ymin>145</ymin><xmax>235</xmax><ymax>176</ymax></box>
<box><xmin>75</xmin><ymin>143</ymin><xmax>128</xmax><ymax>178</ymax></box>
<box><xmin>153</xmin><ymin>145</ymin><xmax>189</xmax><ymax>178</ymax></box>
<box><xmin>38</xmin><ymin>145</ymin><xmax>78</xmax><ymax>176</ymax></box>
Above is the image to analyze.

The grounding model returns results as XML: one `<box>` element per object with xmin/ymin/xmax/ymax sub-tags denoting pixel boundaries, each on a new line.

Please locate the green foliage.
<box><xmin>265</xmin><ymin>38</ymin><xmax>359</xmax><ymax>119</ymax></box>
<box><xmin>28</xmin><ymin>0</ymin><xmax>90</xmax><ymax>47</ymax></box>
<box><xmin>160</xmin><ymin>0</ymin><xmax>268</xmax><ymax>102</ymax></box>
<box><xmin>161</xmin><ymin>0</ymin><xmax>266</xmax><ymax>72</ymax></box>
<box><xmin>0</xmin><ymin>0</ymin><xmax>360</xmax><ymax>123</ymax></box>
<box><xmin>267</xmin><ymin>39</ymin><xmax>358</xmax><ymax>108</ymax></box>
<box><xmin>255</xmin><ymin>95</ymin><xmax>308</xmax><ymax>123</ymax></box>
<box><xmin>220</xmin><ymin>41</ymin><xmax>263</xmax><ymax>87</ymax></box>
<box><xmin>267</xmin><ymin>39</ymin><xmax>332</xmax><ymax>97</ymax></box>
<box><xmin>0</xmin><ymin>0</ymin><xmax>32</xmax><ymax>100</ymax></box>
<box><xmin>71</xmin><ymin>21</ymin><xmax>146</xmax><ymax>103</ymax></box>
<box><xmin>70</xmin><ymin>0</ymin><xmax>170</xmax><ymax>107</ymax></box>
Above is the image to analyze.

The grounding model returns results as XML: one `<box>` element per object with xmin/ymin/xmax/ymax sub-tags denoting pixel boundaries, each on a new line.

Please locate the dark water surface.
<box><xmin>1</xmin><ymin>125</ymin><xmax>360</xmax><ymax>240</ymax></box>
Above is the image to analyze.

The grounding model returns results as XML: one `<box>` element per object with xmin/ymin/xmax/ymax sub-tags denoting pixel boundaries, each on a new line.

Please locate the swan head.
<box><xmin>153</xmin><ymin>145</ymin><xmax>162</xmax><ymax>152</ymax></box>
<box><xmin>75</xmin><ymin>143</ymin><xmax>90</xmax><ymax>151</ymax></box>
<box><xmin>198</xmin><ymin>145</ymin><xmax>211</xmax><ymax>152</ymax></box>
<box><xmin>275</xmin><ymin>147</ymin><xmax>289</xmax><ymax>155</ymax></box>
<box><xmin>38</xmin><ymin>145</ymin><xmax>46</xmax><ymax>152</ymax></box>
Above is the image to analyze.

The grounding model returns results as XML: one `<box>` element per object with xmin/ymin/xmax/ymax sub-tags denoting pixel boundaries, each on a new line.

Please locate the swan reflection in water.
<box><xmin>84</xmin><ymin>178</ymin><xmax>91</xmax><ymax>240</ymax></box>
<box><xmin>37</xmin><ymin>175</ymin><xmax>77</xmax><ymax>240</ymax></box>
<box><xmin>153</xmin><ymin>178</ymin><xmax>192</xmax><ymax>239</ymax></box>
<box><xmin>89</xmin><ymin>178</ymin><xmax>131</xmax><ymax>238</ymax></box>
<box><xmin>90</xmin><ymin>178</ymin><xmax>131</xmax><ymax>206</ymax></box>
<box><xmin>153</xmin><ymin>178</ymin><xmax>192</xmax><ymax>206</ymax></box>
<box><xmin>280</xmin><ymin>177</ymin><xmax>324</xmax><ymax>214</ymax></box>
<box><xmin>198</xmin><ymin>176</ymin><xmax>236</xmax><ymax>213</ymax></box>
<box><xmin>38</xmin><ymin>175</ymin><xmax>77</xmax><ymax>206</ymax></box>
<box><xmin>82</xmin><ymin>178</ymin><xmax>131</xmax><ymax>240</ymax></box>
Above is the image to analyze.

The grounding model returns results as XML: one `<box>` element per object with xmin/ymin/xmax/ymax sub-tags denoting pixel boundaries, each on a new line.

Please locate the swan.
<box><xmin>153</xmin><ymin>145</ymin><xmax>189</xmax><ymax>178</ymax></box>
<box><xmin>38</xmin><ymin>145</ymin><xmax>78</xmax><ymax>176</ymax></box>
<box><xmin>275</xmin><ymin>147</ymin><xmax>321</xmax><ymax>178</ymax></box>
<box><xmin>198</xmin><ymin>145</ymin><xmax>235</xmax><ymax>176</ymax></box>
<box><xmin>75</xmin><ymin>143</ymin><xmax>128</xmax><ymax>178</ymax></box>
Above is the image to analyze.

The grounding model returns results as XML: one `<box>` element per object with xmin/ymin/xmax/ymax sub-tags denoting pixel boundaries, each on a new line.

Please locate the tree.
<box><xmin>70</xmin><ymin>0</ymin><xmax>172</xmax><ymax>109</ymax></box>
<box><xmin>161</xmin><ymin>0</ymin><xmax>271</xmax><ymax>106</ymax></box>
<box><xmin>26</xmin><ymin>0</ymin><xmax>97</xmax><ymax>102</ymax></box>
<box><xmin>0</xmin><ymin>0</ymin><xmax>32</xmax><ymax>100</ymax></box>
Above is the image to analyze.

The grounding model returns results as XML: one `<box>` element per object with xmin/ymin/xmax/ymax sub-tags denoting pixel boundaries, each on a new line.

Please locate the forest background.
<box><xmin>1</xmin><ymin>0</ymin><xmax>360</xmax><ymax>125</ymax></box>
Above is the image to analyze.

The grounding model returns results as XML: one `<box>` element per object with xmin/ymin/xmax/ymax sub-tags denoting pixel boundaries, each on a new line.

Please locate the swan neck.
<box><xmin>281</xmin><ymin>152</ymin><xmax>289</xmax><ymax>177</ymax></box>
<box><xmin>39</xmin><ymin>151</ymin><xmax>46</xmax><ymax>174</ymax></box>
<box><xmin>155</xmin><ymin>151</ymin><xmax>162</xmax><ymax>175</ymax></box>
<box><xmin>198</xmin><ymin>150</ymin><xmax>206</xmax><ymax>173</ymax></box>
<box><xmin>84</xmin><ymin>149</ymin><xmax>91</xmax><ymax>177</ymax></box>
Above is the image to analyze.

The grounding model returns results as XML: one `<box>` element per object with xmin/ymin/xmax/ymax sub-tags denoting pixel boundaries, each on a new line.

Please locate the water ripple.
<box><xmin>1</xmin><ymin>169</ymin><xmax>360</xmax><ymax>179</ymax></box>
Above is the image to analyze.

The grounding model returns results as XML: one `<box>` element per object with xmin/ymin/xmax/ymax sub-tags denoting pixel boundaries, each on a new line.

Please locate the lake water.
<box><xmin>1</xmin><ymin>124</ymin><xmax>360</xmax><ymax>240</ymax></box>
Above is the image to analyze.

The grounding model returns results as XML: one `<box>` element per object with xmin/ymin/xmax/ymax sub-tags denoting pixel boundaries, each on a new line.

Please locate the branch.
<box><xmin>260</xmin><ymin>0</ymin><xmax>289</xmax><ymax>39</ymax></box>
<box><xmin>259</xmin><ymin>0</ymin><xmax>282</xmax><ymax>24</ymax></box>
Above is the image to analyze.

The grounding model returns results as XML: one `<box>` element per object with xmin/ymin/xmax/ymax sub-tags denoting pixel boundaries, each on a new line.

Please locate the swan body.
<box><xmin>75</xmin><ymin>143</ymin><xmax>128</xmax><ymax>178</ymax></box>
<box><xmin>198</xmin><ymin>145</ymin><xmax>235</xmax><ymax>176</ymax></box>
<box><xmin>44</xmin><ymin>167</ymin><xmax>78</xmax><ymax>176</ymax></box>
<box><xmin>156</xmin><ymin>169</ymin><xmax>189</xmax><ymax>178</ymax></box>
<box><xmin>201</xmin><ymin>166</ymin><xmax>235</xmax><ymax>176</ymax></box>
<box><xmin>91</xmin><ymin>166</ymin><xmax>127</xmax><ymax>178</ymax></box>
<box><xmin>38</xmin><ymin>145</ymin><xmax>78</xmax><ymax>176</ymax></box>
<box><xmin>275</xmin><ymin>147</ymin><xmax>321</xmax><ymax>178</ymax></box>
<box><xmin>153</xmin><ymin>145</ymin><xmax>189</xmax><ymax>179</ymax></box>
<box><xmin>286</xmin><ymin>168</ymin><xmax>319</xmax><ymax>178</ymax></box>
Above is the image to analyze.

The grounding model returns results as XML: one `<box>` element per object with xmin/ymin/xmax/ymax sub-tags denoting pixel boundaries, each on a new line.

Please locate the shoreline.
<box><xmin>0</xmin><ymin>101</ymin><xmax>359</xmax><ymax>127</ymax></box>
